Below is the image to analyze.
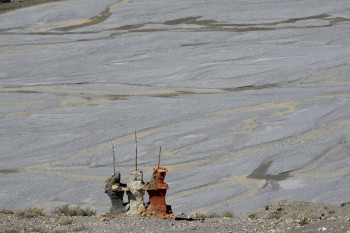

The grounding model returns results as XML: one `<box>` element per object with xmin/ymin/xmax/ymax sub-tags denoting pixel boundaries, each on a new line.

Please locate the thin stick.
<box><xmin>135</xmin><ymin>130</ymin><xmax>138</xmax><ymax>171</ymax></box>
<box><xmin>158</xmin><ymin>146</ymin><xmax>161</xmax><ymax>169</ymax></box>
<box><xmin>112</xmin><ymin>143</ymin><xmax>115</xmax><ymax>175</ymax></box>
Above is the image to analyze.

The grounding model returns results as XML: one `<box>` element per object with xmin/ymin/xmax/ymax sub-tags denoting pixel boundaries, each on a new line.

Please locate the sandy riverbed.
<box><xmin>1</xmin><ymin>0</ymin><xmax>350</xmax><ymax>217</ymax></box>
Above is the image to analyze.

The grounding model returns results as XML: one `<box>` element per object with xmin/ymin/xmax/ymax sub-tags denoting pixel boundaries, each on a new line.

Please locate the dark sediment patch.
<box><xmin>55</xmin><ymin>7</ymin><xmax>112</xmax><ymax>31</ymax></box>
<box><xmin>0</xmin><ymin>0</ymin><xmax>61</xmax><ymax>14</ymax></box>
<box><xmin>14</xmin><ymin>90</ymin><xmax>42</xmax><ymax>94</ymax></box>
<box><xmin>107</xmin><ymin>95</ymin><xmax>127</xmax><ymax>101</ymax></box>
<box><xmin>0</xmin><ymin>169</ymin><xmax>18</xmax><ymax>174</ymax></box>
<box><xmin>54</xmin><ymin>0</ymin><xmax>128</xmax><ymax>31</ymax></box>
<box><xmin>223</xmin><ymin>84</ymin><xmax>280</xmax><ymax>92</ymax></box>
<box><xmin>163</xmin><ymin>17</ymin><xmax>203</xmax><ymax>25</ymax></box>
<box><xmin>180</xmin><ymin>42</ymin><xmax>211</xmax><ymax>47</ymax></box>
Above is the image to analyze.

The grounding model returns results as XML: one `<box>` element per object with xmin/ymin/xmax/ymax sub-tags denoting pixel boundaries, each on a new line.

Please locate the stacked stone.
<box><xmin>126</xmin><ymin>169</ymin><xmax>146</xmax><ymax>216</ymax></box>
<box><xmin>103</xmin><ymin>166</ymin><xmax>174</xmax><ymax>219</ymax></box>
<box><xmin>103</xmin><ymin>172</ymin><xmax>128</xmax><ymax>215</ymax></box>
<box><xmin>143</xmin><ymin>167</ymin><xmax>175</xmax><ymax>219</ymax></box>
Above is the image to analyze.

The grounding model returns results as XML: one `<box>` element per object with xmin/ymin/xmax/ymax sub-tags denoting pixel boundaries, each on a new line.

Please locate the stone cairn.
<box><xmin>103</xmin><ymin>172</ymin><xmax>128</xmax><ymax>215</ymax></box>
<box><xmin>103</xmin><ymin>142</ymin><xmax>175</xmax><ymax>219</ymax></box>
<box><xmin>142</xmin><ymin>165</ymin><xmax>175</xmax><ymax>219</ymax></box>
<box><xmin>125</xmin><ymin>169</ymin><xmax>146</xmax><ymax>215</ymax></box>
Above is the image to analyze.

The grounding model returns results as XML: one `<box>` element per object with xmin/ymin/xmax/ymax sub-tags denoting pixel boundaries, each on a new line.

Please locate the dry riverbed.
<box><xmin>1</xmin><ymin>0</ymin><xmax>350</xmax><ymax>221</ymax></box>
<box><xmin>1</xmin><ymin>201</ymin><xmax>350</xmax><ymax>233</ymax></box>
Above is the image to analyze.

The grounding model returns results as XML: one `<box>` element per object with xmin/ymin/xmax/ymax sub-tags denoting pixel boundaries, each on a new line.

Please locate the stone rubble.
<box><xmin>1</xmin><ymin>201</ymin><xmax>350</xmax><ymax>233</ymax></box>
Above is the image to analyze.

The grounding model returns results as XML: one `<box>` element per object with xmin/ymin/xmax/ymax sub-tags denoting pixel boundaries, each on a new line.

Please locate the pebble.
<box><xmin>1</xmin><ymin>201</ymin><xmax>350</xmax><ymax>232</ymax></box>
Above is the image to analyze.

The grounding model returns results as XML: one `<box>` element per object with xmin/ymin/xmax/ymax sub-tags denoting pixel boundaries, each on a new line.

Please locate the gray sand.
<box><xmin>0</xmin><ymin>0</ymin><xmax>350</xmax><ymax>217</ymax></box>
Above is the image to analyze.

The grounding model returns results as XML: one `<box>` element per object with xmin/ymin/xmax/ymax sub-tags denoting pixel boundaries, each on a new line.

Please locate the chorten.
<box><xmin>143</xmin><ymin>148</ymin><xmax>175</xmax><ymax>219</ymax></box>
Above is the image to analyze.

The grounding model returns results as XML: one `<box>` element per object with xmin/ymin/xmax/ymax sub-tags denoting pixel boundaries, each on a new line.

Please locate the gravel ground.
<box><xmin>1</xmin><ymin>201</ymin><xmax>350</xmax><ymax>233</ymax></box>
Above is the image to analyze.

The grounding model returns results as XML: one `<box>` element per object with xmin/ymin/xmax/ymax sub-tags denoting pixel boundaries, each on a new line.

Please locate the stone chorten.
<box><xmin>103</xmin><ymin>172</ymin><xmax>128</xmax><ymax>215</ymax></box>
<box><xmin>143</xmin><ymin>166</ymin><xmax>175</xmax><ymax>219</ymax></box>
<box><xmin>126</xmin><ymin>169</ymin><xmax>146</xmax><ymax>215</ymax></box>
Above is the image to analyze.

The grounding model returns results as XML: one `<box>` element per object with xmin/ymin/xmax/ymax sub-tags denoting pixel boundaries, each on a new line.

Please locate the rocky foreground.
<box><xmin>1</xmin><ymin>201</ymin><xmax>350</xmax><ymax>233</ymax></box>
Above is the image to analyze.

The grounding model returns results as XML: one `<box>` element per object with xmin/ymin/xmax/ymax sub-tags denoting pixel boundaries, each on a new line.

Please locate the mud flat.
<box><xmin>0</xmin><ymin>0</ymin><xmax>350</xmax><ymax>217</ymax></box>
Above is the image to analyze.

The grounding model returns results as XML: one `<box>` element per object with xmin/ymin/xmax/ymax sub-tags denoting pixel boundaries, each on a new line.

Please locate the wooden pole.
<box><xmin>135</xmin><ymin>130</ymin><xmax>138</xmax><ymax>171</ymax></box>
<box><xmin>158</xmin><ymin>146</ymin><xmax>161</xmax><ymax>169</ymax></box>
<box><xmin>112</xmin><ymin>143</ymin><xmax>115</xmax><ymax>175</ymax></box>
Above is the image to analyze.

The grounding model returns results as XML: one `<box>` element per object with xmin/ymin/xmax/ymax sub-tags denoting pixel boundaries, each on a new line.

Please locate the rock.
<box><xmin>126</xmin><ymin>169</ymin><xmax>146</xmax><ymax>216</ymax></box>
<box><xmin>143</xmin><ymin>166</ymin><xmax>175</xmax><ymax>219</ymax></box>
<box><xmin>103</xmin><ymin>172</ymin><xmax>128</xmax><ymax>215</ymax></box>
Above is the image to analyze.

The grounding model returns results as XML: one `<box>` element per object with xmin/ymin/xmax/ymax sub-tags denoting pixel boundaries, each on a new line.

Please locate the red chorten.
<box><xmin>143</xmin><ymin>166</ymin><xmax>175</xmax><ymax>219</ymax></box>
